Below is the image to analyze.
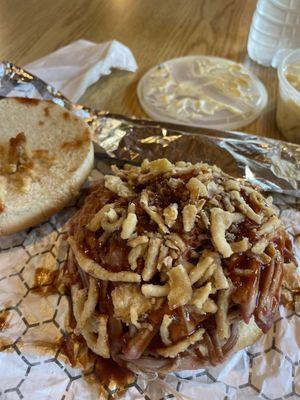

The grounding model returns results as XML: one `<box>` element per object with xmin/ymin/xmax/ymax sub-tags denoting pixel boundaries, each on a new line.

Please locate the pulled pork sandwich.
<box><xmin>66</xmin><ymin>159</ymin><xmax>298</xmax><ymax>373</ymax></box>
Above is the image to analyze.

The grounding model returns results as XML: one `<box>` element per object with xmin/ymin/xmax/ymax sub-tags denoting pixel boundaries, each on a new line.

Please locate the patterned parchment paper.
<box><xmin>0</xmin><ymin>62</ymin><xmax>299</xmax><ymax>400</ymax></box>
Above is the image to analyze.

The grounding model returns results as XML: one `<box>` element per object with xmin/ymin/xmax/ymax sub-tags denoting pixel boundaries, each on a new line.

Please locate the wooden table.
<box><xmin>0</xmin><ymin>0</ymin><xmax>281</xmax><ymax>139</ymax></box>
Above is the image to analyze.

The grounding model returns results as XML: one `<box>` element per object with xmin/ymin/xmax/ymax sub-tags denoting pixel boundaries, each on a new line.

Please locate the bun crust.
<box><xmin>236</xmin><ymin>318</ymin><xmax>263</xmax><ymax>351</ymax></box>
<box><xmin>0</xmin><ymin>98</ymin><xmax>94</xmax><ymax>236</ymax></box>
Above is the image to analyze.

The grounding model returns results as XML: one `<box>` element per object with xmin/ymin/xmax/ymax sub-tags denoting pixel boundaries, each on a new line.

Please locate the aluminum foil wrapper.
<box><xmin>0</xmin><ymin>61</ymin><xmax>299</xmax><ymax>400</ymax></box>
<box><xmin>1</xmin><ymin>61</ymin><xmax>299</xmax><ymax>197</ymax></box>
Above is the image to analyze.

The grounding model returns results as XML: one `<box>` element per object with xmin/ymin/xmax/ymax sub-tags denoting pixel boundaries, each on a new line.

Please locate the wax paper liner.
<box><xmin>0</xmin><ymin>61</ymin><xmax>299</xmax><ymax>400</ymax></box>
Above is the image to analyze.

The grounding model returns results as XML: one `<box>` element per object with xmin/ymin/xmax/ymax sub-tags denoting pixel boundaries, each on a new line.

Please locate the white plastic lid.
<box><xmin>137</xmin><ymin>56</ymin><xmax>268</xmax><ymax>130</ymax></box>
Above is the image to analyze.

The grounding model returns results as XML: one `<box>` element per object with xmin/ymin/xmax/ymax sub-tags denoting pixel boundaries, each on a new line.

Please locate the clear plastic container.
<box><xmin>137</xmin><ymin>56</ymin><xmax>268</xmax><ymax>130</ymax></box>
<box><xmin>273</xmin><ymin>0</ymin><xmax>300</xmax><ymax>9</ymax></box>
<box><xmin>248</xmin><ymin>0</ymin><xmax>300</xmax><ymax>66</ymax></box>
<box><xmin>276</xmin><ymin>48</ymin><xmax>300</xmax><ymax>143</ymax></box>
<box><xmin>257</xmin><ymin>0</ymin><xmax>300</xmax><ymax>25</ymax></box>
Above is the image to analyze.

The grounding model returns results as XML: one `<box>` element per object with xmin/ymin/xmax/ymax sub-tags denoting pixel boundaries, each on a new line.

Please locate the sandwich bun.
<box><xmin>0</xmin><ymin>98</ymin><xmax>94</xmax><ymax>236</ymax></box>
<box><xmin>236</xmin><ymin>318</ymin><xmax>262</xmax><ymax>351</ymax></box>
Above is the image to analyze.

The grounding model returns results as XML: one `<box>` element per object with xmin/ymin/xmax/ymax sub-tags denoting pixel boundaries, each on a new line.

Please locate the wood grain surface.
<box><xmin>0</xmin><ymin>0</ymin><xmax>282</xmax><ymax>139</ymax></box>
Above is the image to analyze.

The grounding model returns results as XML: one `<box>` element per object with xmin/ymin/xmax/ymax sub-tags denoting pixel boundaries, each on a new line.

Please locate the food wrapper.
<box><xmin>0</xmin><ymin>62</ymin><xmax>299</xmax><ymax>400</ymax></box>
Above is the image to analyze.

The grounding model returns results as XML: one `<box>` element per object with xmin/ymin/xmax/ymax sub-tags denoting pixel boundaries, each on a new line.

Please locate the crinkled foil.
<box><xmin>0</xmin><ymin>62</ymin><xmax>299</xmax><ymax>400</ymax></box>
<box><xmin>95</xmin><ymin>113</ymin><xmax>300</xmax><ymax>196</ymax></box>
<box><xmin>0</xmin><ymin>61</ymin><xmax>299</xmax><ymax>197</ymax></box>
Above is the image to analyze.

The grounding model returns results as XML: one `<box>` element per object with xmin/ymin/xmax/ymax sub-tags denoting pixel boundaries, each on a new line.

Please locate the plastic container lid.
<box><xmin>137</xmin><ymin>56</ymin><xmax>268</xmax><ymax>130</ymax></box>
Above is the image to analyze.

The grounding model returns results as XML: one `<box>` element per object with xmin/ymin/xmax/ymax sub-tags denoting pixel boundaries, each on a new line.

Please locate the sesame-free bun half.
<box><xmin>0</xmin><ymin>98</ymin><xmax>94</xmax><ymax>236</ymax></box>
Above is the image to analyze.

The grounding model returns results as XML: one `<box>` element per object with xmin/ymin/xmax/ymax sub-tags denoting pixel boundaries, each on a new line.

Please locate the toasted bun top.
<box><xmin>236</xmin><ymin>318</ymin><xmax>263</xmax><ymax>351</ymax></box>
<box><xmin>0</xmin><ymin>98</ymin><xmax>94</xmax><ymax>235</ymax></box>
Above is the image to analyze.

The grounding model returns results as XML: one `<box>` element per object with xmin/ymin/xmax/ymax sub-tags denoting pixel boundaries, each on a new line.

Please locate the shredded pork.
<box><xmin>66</xmin><ymin>158</ymin><xmax>297</xmax><ymax>373</ymax></box>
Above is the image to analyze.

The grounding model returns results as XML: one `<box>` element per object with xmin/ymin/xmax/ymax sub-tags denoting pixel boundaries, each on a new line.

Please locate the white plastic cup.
<box><xmin>247</xmin><ymin>0</ymin><xmax>300</xmax><ymax>66</ymax></box>
<box><xmin>276</xmin><ymin>48</ymin><xmax>300</xmax><ymax>143</ymax></box>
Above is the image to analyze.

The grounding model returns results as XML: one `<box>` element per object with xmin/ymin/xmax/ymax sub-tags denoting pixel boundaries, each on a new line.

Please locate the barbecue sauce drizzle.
<box><xmin>69</xmin><ymin>176</ymin><xmax>293</xmax><ymax>369</ymax></box>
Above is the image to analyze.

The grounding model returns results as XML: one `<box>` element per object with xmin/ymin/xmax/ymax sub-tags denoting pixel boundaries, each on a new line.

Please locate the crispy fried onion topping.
<box><xmin>67</xmin><ymin>158</ymin><xmax>292</xmax><ymax>368</ymax></box>
<box><xmin>216</xmin><ymin>282</ymin><xmax>233</xmax><ymax>340</ymax></box>
<box><xmin>128</xmin><ymin>243</ymin><xmax>147</xmax><ymax>271</ymax></box>
<box><xmin>156</xmin><ymin>328</ymin><xmax>205</xmax><ymax>358</ymax></box>
<box><xmin>210</xmin><ymin>208</ymin><xmax>244</xmax><ymax>258</ymax></box>
<box><xmin>111</xmin><ymin>284</ymin><xmax>154</xmax><ymax>328</ymax></box>
<box><xmin>121</xmin><ymin>203</ymin><xmax>137</xmax><ymax>239</ymax></box>
<box><xmin>163</xmin><ymin>203</ymin><xmax>178</xmax><ymax>228</ymax></box>
<box><xmin>104</xmin><ymin>175</ymin><xmax>134</xmax><ymax>198</ymax></box>
<box><xmin>75</xmin><ymin>277</ymin><xmax>98</xmax><ymax>331</ymax></box>
<box><xmin>168</xmin><ymin>264</ymin><xmax>193</xmax><ymax>309</ymax></box>
<box><xmin>160</xmin><ymin>314</ymin><xmax>173</xmax><ymax>345</ymax></box>
<box><xmin>186</xmin><ymin>177</ymin><xmax>208</xmax><ymax>200</ymax></box>
<box><xmin>86</xmin><ymin>203</ymin><xmax>123</xmax><ymax>232</ymax></box>
<box><xmin>189</xmin><ymin>254</ymin><xmax>215</xmax><ymax>285</ymax></box>
<box><xmin>142</xmin><ymin>237</ymin><xmax>162</xmax><ymax>281</ymax></box>
<box><xmin>68</xmin><ymin>237</ymin><xmax>140</xmax><ymax>282</ymax></box>
<box><xmin>190</xmin><ymin>282</ymin><xmax>214</xmax><ymax>311</ymax></box>
<box><xmin>71</xmin><ymin>284</ymin><xmax>110</xmax><ymax>358</ymax></box>
<box><xmin>140</xmin><ymin>190</ymin><xmax>169</xmax><ymax>233</ymax></box>
<box><xmin>183</xmin><ymin>204</ymin><xmax>198</xmax><ymax>232</ymax></box>
<box><xmin>257</xmin><ymin>216</ymin><xmax>282</xmax><ymax>236</ymax></box>
<box><xmin>141</xmin><ymin>284</ymin><xmax>169</xmax><ymax>297</ymax></box>
<box><xmin>230</xmin><ymin>238</ymin><xmax>250</xmax><ymax>253</ymax></box>
<box><xmin>230</xmin><ymin>190</ymin><xmax>262</xmax><ymax>224</ymax></box>
<box><xmin>144</xmin><ymin>158</ymin><xmax>174</xmax><ymax>173</ymax></box>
